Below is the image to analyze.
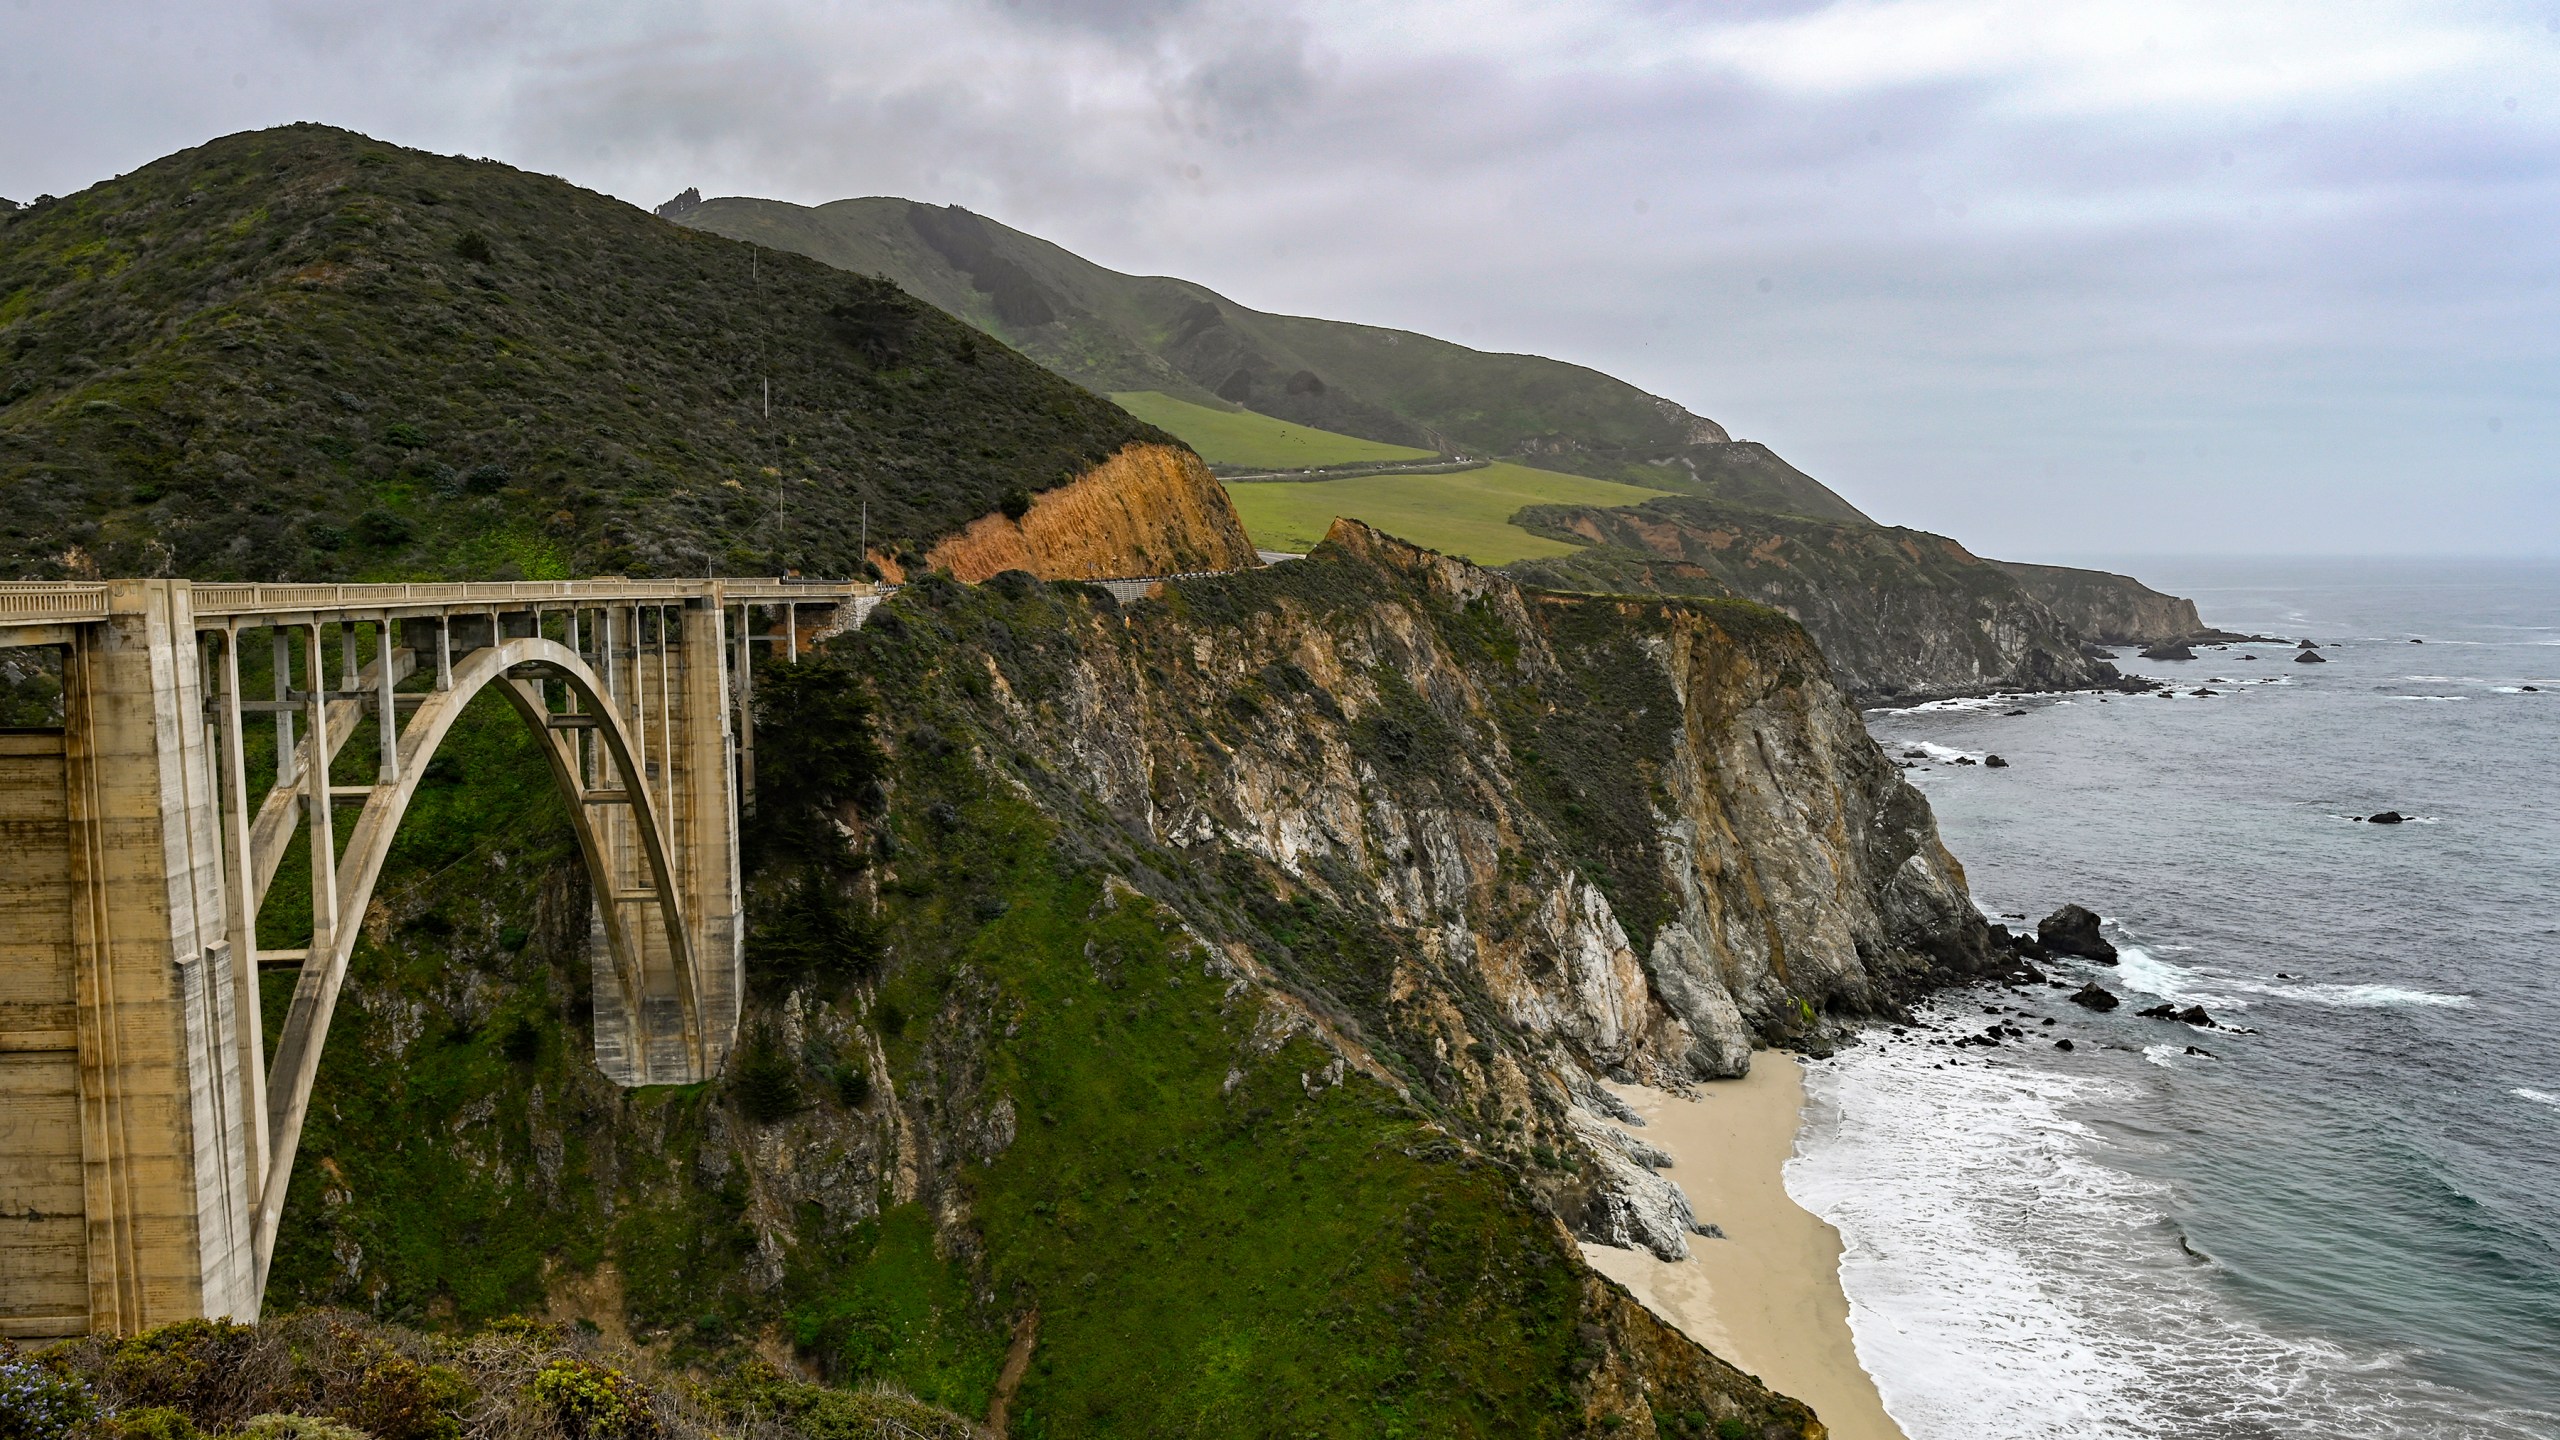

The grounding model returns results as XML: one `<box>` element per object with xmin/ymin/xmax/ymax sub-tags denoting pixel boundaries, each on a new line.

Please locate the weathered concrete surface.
<box><xmin>0</xmin><ymin>579</ymin><xmax>794</xmax><ymax>1333</ymax></box>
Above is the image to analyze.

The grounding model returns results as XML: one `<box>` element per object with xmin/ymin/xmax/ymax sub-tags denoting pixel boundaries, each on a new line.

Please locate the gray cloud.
<box><xmin>3</xmin><ymin>0</ymin><xmax>2554</xmax><ymax>556</ymax></box>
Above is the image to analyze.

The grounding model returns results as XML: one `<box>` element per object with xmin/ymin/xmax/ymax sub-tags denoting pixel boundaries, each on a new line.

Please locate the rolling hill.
<box><xmin>670</xmin><ymin>195</ymin><xmax>1870</xmax><ymax>524</ymax></box>
<box><xmin>0</xmin><ymin>127</ymin><xmax>1173</xmax><ymax>582</ymax></box>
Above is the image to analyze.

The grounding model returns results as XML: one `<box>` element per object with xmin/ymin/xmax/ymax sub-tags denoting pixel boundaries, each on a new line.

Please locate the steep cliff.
<box><xmin>1508</xmin><ymin>496</ymin><xmax>2126</xmax><ymax>703</ymax></box>
<box><xmin>268</xmin><ymin>520</ymin><xmax>2007</xmax><ymax>1438</ymax></box>
<box><xmin>917</xmin><ymin>441</ymin><xmax>1258</xmax><ymax>582</ymax></box>
<box><xmin>1992</xmin><ymin>559</ymin><xmax>2223</xmax><ymax>645</ymax></box>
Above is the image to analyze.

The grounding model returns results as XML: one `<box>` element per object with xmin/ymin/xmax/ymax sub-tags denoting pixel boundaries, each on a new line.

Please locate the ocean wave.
<box><xmin>2509</xmin><ymin>1087</ymin><xmax>2558</xmax><ymax>1109</ymax></box>
<box><xmin>1875</xmin><ymin>695</ymin><xmax>2019</xmax><ymax>716</ymax></box>
<box><xmin>2223</xmin><ymin>980</ymin><xmax>2474</xmax><ymax>1009</ymax></box>
<box><xmin>2388</xmin><ymin>695</ymin><xmax>2468</xmax><ymax>702</ymax></box>
<box><xmin>2109</xmin><ymin>945</ymin><xmax>2243</xmax><ymax>1008</ymax></box>
<box><xmin>1898</xmin><ymin>740</ymin><xmax>1983</xmax><ymax>764</ymax></box>
<box><xmin>2143</xmin><ymin>1043</ymin><xmax>2184</xmax><ymax>1068</ymax></box>
<box><xmin>1794</xmin><ymin>1029</ymin><xmax>2560</xmax><ymax>1439</ymax></box>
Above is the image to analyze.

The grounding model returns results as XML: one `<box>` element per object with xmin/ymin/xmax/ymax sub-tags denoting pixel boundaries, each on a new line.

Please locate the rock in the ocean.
<box><xmin>2297</xmin><ymin>639</ymin><xmax>2320</xmax><ymax>649</ymax></box>
<box><xmin>2175</xmin><ymin>1004</ymin><xmax>2216</xmax><ymax>1027</ymax></box>
<box><xmin>2184</xmin><ymin>1044</ymin><xmax>2217</xmax><ymax>1058</ymax></box>
<box><xmin>2240</xmin><ymin>654</ymin><xmax>2258</xmax><ymax>660</ymax></box>
<box><xmin>1985</xmin><ymin>755</ymin><xmax>2010</xmax><ymax>769</ymax></box>
<box><xmin>2411</xmin><ymin>638</ymin><xmax>2424</xmax><ymax>644</ymax></box>
<box><xmin>2054</xmin><ymin>1038</ymin><xmax>2075</xmax><ymax>1051</ymax></box>
<box><xmin>2136</xmin><ymin>1003</ymin><xmax>2179</xmax><ymax>1019</ymax></box>
<box><xmin>2039</xmin><ymin>904</ymin><xmax>2120</xmax><ymax>963</ymax></box>
<box><xmin>2005</xmin><ymin>709</ymin><xmax>2028</xmax><ymax>716</ymax></box>
<box><xmin>2141</xmin><ymin>641</ymin><xmax>2198</xmax><ymax>661</ymax></box>
<box><xmin>2526</xmin><ymin>686</ymin><xmax>2541</xmax><ymax>693</ymax></box>
<box><xmin>2295</xmin><ymin>650</ymin><xmax>2328</xmax><ymax>664</ymax></box>
<box><xmin>1954</xmin><ymin>756</ymin><xmax>1977</xmax><ymax>765</ymax></box>
<box><xmin>2069</xmin><ymin>982</ymin><xmax>2121</xmax><ymax>1012</ymax></box>
<box><xmin>2368</xmin><ymin>811</ymin><xmax>2405</xmax><ymax>825</ymax></box>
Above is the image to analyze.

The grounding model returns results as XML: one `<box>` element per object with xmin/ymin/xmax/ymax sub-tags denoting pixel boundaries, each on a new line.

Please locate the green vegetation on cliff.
<box><xmin>0</xmin><ymin>126</ymin><xmax>1166</xmax><ymax>581</ymax></box>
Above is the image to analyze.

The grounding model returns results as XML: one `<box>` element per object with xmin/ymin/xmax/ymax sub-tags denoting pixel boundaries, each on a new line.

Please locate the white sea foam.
<box><xmin>2389</xmin><ymin>695</ymin><xmax>2467</xmax><ymax>702</ymax></box>
<box><xmin>1898</xmin><ymin>740</ymin><xmax>1983</xmax><ymax>764</ymax></box>
<box><xmin>2107</xmin><ymin>945</ymin><xmax>2242</xmax><ymax>1009</ymax></box>
<box><xmin>2515</xmin><ymin>1087</ymin><xmax>2559</xmax><ymax>1109</ymax></box>
<box><xmin>1793</xmin><ymin>1025</ymin><xmax>2560</xmax><ymax>1439</ymax></box>
<box><xmin>2222</xmin><ymin>980</ymin><xmax>2474</xmax><ymax>1009</ymax></box>
<box><xmin>2142</xmin><ymin>1043</ymin><xmax>2183</xmax><ymax>1068</ymax></box>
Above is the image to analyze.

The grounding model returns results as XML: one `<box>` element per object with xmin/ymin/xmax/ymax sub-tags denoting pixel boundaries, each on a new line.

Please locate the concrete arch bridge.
<box><xmin>0</xmin><ymin>576</ymin><xmax>885</xmax><ymax>1339</ymax></box>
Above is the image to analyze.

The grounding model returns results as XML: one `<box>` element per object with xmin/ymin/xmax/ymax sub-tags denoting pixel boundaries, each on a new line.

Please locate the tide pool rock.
<box><xmin>2069</xmin><ymin>982</ymin><xmax>2121</xmax><ymax>1011</ymax></box>
<box><xmin>2038</xmin><ymin>904</ymin><xmax>2119</xmax><ymax>963</ymax></box>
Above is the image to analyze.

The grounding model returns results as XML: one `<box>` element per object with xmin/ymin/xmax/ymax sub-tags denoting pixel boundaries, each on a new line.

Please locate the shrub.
<box><xmin>998</xmin><ymin>487</ymin><xmax>1032</xmax><ymax>521</ymax></box>
<box><xmin>732</xmin><ymin>1029</ymin><xmax>803</xmax><ymax>1124</ymax></box>
<box><xmin>237</xmin><ymin>1415</ymin><xmax>369</xmax><ymax>1440</ymax></box>
<box><xmin>527</xmin><ymin>1358</ymin><xmax>651</xmax><ymax>1440</ymax></box>
<box><xmin>452</xmin><ymin>231</ymin><xmax>494</xmax><ymax>265</ymax></box>
<box><xmin>353</xmin><ymin>509</ymin><xmax>414</xmax><ymax>547</ymax></box>
<box><xmin>0</xmin><ymin>1348</ymin><xmax>93</xmax><ymax>1440</ymax></box>
<box><xmin>86</xmin><ymin>1407</ymin><xmax>197</xmax><ymax>1440</ymax></box>
<box><xmin>746</xmin><ymin>869</ymin><xmax>877</xmax><ymax>993</ymax></box>
<box><xmin>304</xmin><ymin>1328</ymin><xmax>468</xmax><ymax>1440</ymax></box>
<box><xmin>99</xmin><ymin>1319</ymin><xmax>274</xmax><ymax>1430</ymax></box>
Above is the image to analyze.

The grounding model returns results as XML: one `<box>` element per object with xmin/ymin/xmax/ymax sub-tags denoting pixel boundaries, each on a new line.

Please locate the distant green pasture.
<box><xmin>1222</xmin><ymin>462</ymin><xmax>1669</xmax><ymax>565</ymax></box>
<box><xmin>1110</xmin><ymin>391</ymin><xmax>1436</xmax><ymax>470</ymax></box>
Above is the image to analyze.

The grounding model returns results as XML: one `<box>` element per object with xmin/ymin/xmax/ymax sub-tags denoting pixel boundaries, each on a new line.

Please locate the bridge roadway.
<box><xmin>0</xmin><ymin>575</ymin><xmax>907</xmax><ymax>1339</ymax></box>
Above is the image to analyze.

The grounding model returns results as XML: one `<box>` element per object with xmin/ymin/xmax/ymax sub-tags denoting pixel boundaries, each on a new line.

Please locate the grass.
<box><xmin>1220</xmin><ymin>461</ymin><xmax>1669</xmax><ymax>564</ymax></box>
<box><xmin>1106</xmin><ymin>391</ymin><xmax>1435</xmax><ymax>470</ymax></box>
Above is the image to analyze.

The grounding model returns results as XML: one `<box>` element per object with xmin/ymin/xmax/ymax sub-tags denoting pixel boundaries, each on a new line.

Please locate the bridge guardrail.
<box><xmin>0</xmin><ymin>582</ymin><xmax>111</xmax><ymax>628</ymax></box>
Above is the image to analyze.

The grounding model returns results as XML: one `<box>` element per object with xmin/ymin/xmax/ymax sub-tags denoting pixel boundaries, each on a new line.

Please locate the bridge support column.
<box><xmin>2</xmin><ymin>581</ymin><xmax>258</xmax><ymax>1336</ymax></box>
<box><xmin>586</xmin><ymin>598</ymin><xmax>741</xmax><ymax>1084</ymax></box>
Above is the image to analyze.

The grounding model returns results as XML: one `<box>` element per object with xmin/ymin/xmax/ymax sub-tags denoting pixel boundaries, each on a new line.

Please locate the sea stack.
<box><xmin>2039</xmin><ymin>904</ymin><xmax>2119</xmax><ymax>963</ymax></box>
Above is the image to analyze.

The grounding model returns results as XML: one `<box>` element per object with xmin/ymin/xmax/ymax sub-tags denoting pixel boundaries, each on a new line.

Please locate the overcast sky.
<box><xmin>5</xmin><ymin>0</ymin><xmax>2555</xmax><ymax>558</ymax></box>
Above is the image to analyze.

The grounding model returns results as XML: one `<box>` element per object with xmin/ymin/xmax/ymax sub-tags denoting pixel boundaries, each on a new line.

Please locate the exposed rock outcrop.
<box><xmin>920</xmin><ymin>441</ymin><xmax>1260</xmax><ymax>582</ymax></box>
<box><xmin>1507</xmin><ymin>496</ymin><xmax>2127</xmax><ymax>702</ymax></box>
<box><xmin>1994</xmin><ymin>559</ymin><xmax>2216</xmax><ymax>646</ymax></box>
<box><xmin>2038</xmin><ymin>904</ymin><xmax>2118</xmax><ymax>963</ymax></box>
<box><xmin>932</xmin><ymin>520</ymin><xmax>2003</xmax><ymax>1260</ymax></box>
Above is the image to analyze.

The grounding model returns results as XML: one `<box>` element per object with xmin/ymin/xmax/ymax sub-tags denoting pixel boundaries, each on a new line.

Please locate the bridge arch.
<box><xmin>248</xmin><ymin>633</ymin><xmax>725</xmax><ymax>1288</ymax></box>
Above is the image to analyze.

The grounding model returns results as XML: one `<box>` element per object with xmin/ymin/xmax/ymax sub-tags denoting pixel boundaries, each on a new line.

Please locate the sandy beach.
<box><xmin>1577</xmin><ymin>1056</ymin><xmax>1907</xmax><ymax>1440</ymax></box>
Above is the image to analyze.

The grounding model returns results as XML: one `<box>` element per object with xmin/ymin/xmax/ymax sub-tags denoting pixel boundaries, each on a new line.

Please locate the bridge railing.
<box><xmin>190</xmin><ymin>578</ymin><xmax>889</xmax><ymax>621</ymax></box>
<box><xmin>0</xmin><ymin>581</ymin><xmax>110</xmax><ymax>629</ymax></box>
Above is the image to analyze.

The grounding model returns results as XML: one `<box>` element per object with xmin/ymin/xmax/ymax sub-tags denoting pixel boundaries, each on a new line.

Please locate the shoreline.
<box><xmin>1577</xmin><ymin>1056</ymin><xmax>1907</xmax><ymax>1440</ymax></box>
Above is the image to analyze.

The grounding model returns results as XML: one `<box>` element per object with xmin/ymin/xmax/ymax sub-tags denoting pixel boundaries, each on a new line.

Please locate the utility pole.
<box><xmin>859</xmin><ymin>499</ymin><xmax>868</xmax><ymax>579</ymax></box>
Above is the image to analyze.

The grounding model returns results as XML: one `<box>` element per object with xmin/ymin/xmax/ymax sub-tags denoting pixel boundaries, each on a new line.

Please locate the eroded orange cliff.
<box><xmin>919</xmin><ymin>442</ymin><xmax>1260</xmax><ymax>583</ymax></box>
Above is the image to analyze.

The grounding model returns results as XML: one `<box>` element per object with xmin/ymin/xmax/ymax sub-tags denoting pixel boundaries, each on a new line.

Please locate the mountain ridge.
<box><xmin>672</xmin><ymin>194</ymin><xmax>1874</xmax><ymax>526</ymax></box>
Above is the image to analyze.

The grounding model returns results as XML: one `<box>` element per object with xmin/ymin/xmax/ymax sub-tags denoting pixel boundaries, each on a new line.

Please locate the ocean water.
<box><xmin>1797</xmin><ymin>558</ymin><xmax>2560</xmax><ymax>1439</ymax></box>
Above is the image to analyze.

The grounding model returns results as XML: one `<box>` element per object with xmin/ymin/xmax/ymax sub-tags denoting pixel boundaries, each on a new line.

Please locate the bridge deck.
<box><xmin>0</xmin><ymin>578</ymin><xmax>890</xmax><ymax>646</ymax></box>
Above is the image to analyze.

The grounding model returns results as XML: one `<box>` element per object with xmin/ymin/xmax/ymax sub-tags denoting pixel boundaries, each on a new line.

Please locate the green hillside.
<box><xmin>673</xmin><ymin>196</ymin><xmax>1868</xmax><ymax>522</ymax></box>
<box><xmin>0</xmin><ymin>126</ymin><xmax>1164</xmax><ymax>582</ymax></box>
<box><xmin>1109</xmin><ymin>390</ymin><xmax>1435</xmax><ymax>469</ymax></box>
<box><xmin>1222</xmin><ymin>461</ymin><xmax>1669</xmax><ymax>564</ymax></box>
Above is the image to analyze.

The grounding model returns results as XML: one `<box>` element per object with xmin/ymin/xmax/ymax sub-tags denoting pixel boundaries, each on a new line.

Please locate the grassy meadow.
<box><xmin>1222</xmin><ymin>462</ymin><xmax>1669</xmax><ymax>564</ymax></box>
<box><xmin>1109</xmin><ymin>391</ymin><xmax>1437</xmax><ymax>470</ymax></box>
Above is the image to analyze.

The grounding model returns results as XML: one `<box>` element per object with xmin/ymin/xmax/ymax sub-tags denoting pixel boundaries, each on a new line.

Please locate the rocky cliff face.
<box><xmin>1508</xmin><ymin>496</ymin><xmax>2124</xmax><ymax>703</ymax></box>
<box><xmin>268</xmin><ymin>520</ymin><xmax>2009</xmax><ymax>1438</ymax></box>
<box><xmin>916</xmin><ymin>441</ymin><xmax>1258</xmax><ymax>582</ymax></box>
<box><xmin>1993</xmin><ymin>559</ymin><xmax>2213</xmax><ymax>645</ymax></box>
